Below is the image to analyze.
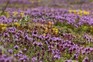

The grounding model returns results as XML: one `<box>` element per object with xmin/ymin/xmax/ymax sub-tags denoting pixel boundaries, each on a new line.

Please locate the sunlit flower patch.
<box><xmin>69</xmin><ymin>9</ymin><xmax>90</xmax><ymax>15</ymax></box>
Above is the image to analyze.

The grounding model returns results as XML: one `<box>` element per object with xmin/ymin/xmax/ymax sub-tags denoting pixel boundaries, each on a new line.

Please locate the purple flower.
<box><xmin>14</xmin><ymin>45</ymin><xmax>19</xmax><ymax>50</ymax></box>
<box><xmin>82</xmin><ymin>57</ymin><xmax>89</xmax><ymax>62</ymax></box>
<box><xmin>8</xmin><ymin>49</ymin><xmax>13</xmax><ymax>54</ymax></box>
<box><xmin>65</xmin><ymin>60</ymin><xmax>72</xmax><ymax>62</ymax></box>
<box><xmin>31</xmin><ymin>57</ymin><xmax>37</xmax><ymax>62</ymax></box>
<box><xmin>54</xmin><ymin>54</ymin><xmax>60</xmax><ymax>59</ymax></box>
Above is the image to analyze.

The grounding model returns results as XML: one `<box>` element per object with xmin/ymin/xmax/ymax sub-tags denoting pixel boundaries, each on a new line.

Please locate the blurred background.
<box><xmin>0</xmin><ymin>0</ymin><xmax>93</xmax><ymax>10</ymax></box>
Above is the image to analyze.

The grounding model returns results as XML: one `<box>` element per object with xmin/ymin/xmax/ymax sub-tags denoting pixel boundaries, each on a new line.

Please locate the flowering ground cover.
<box><xmin>0</xmin><ymin>0</ymin><xmax>93</xmax><ymax>62</ymax></box>
<box><xmin>0</xmin><ymin>7</ymin><xmax>93</xmax><ymax>62</ymax></box>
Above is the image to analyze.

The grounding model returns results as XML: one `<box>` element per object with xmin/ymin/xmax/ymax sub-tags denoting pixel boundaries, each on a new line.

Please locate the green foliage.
<box><xmin>55</xmin><ymin>21</ymin><xmax>92</xmax><ymax>34</ymax></box>
<box><xmin>55</xmin><ymin>57</ymin><xmax>64</xmax><ymax>62</ymax></box>
<box><xmin>89</xmin><ymin>0</ymin><xmax>93</xmax><ymax>2</ymax></box>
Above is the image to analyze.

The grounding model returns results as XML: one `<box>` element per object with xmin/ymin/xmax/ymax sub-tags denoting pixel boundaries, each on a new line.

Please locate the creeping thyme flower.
<box><xmin>13</xmin><ymin>11</ymin><xmax>18</xmax><ymax>17</ymax></box>
<box><xmin>52</xmin><ymin>27</ymin><xmax>59</xmax><ymax>34</ymax></box>
<box><xmin>0</xmin><ymin>23</ymin><xmax>7</xmax><ymax>27</ymax></box>
<box><xmin>20</xmin><ymin>11</ymin><xmax>25</xmax><ymax>17</ymax></box>
<box><xmin>82</xmin><ymin>57</ymin><xmax>89</xmax><ymax>62</ymax></box>
<box><xmin>14</xmin><ymin>45</ymin><xmax>19</xmax><ymax>50</ymax></box>
<box><xmin>8</xmin><ymin>49</ymin><xmax>13</xmax><ymax>54</ymax></box>
<box><xmin>0</xmin><ymin>23</ymin><xmax>7</xmax><ymax>31</ymax></box>
<box><xmin>14</xmin><ymin>22</ymin><xmax>20</xmax><ymax>27</ymax></box>
<box><xmin>1</xmin><ymin>26</ymin><xmax>7</xmax><ymax>31</ymax></box>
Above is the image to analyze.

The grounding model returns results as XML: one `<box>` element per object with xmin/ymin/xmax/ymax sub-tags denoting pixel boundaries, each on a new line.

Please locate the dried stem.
<box><xmin>0</xmin><ymin>0</ymin><xmax>10</xmax><ymax>15</ymax></box>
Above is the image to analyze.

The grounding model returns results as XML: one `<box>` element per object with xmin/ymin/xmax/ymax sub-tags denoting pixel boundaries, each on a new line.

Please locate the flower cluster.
<box><xmin>69</xmin><ymin>10</ymin><xmax>90</xmax><ymax>15</ymax></box>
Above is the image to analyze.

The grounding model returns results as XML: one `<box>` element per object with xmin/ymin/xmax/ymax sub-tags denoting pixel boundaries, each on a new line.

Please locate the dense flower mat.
<box><xmin>0</xmin><ymin>7</ymin><xmax>93</xmax><ymax>62</ymax></box>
